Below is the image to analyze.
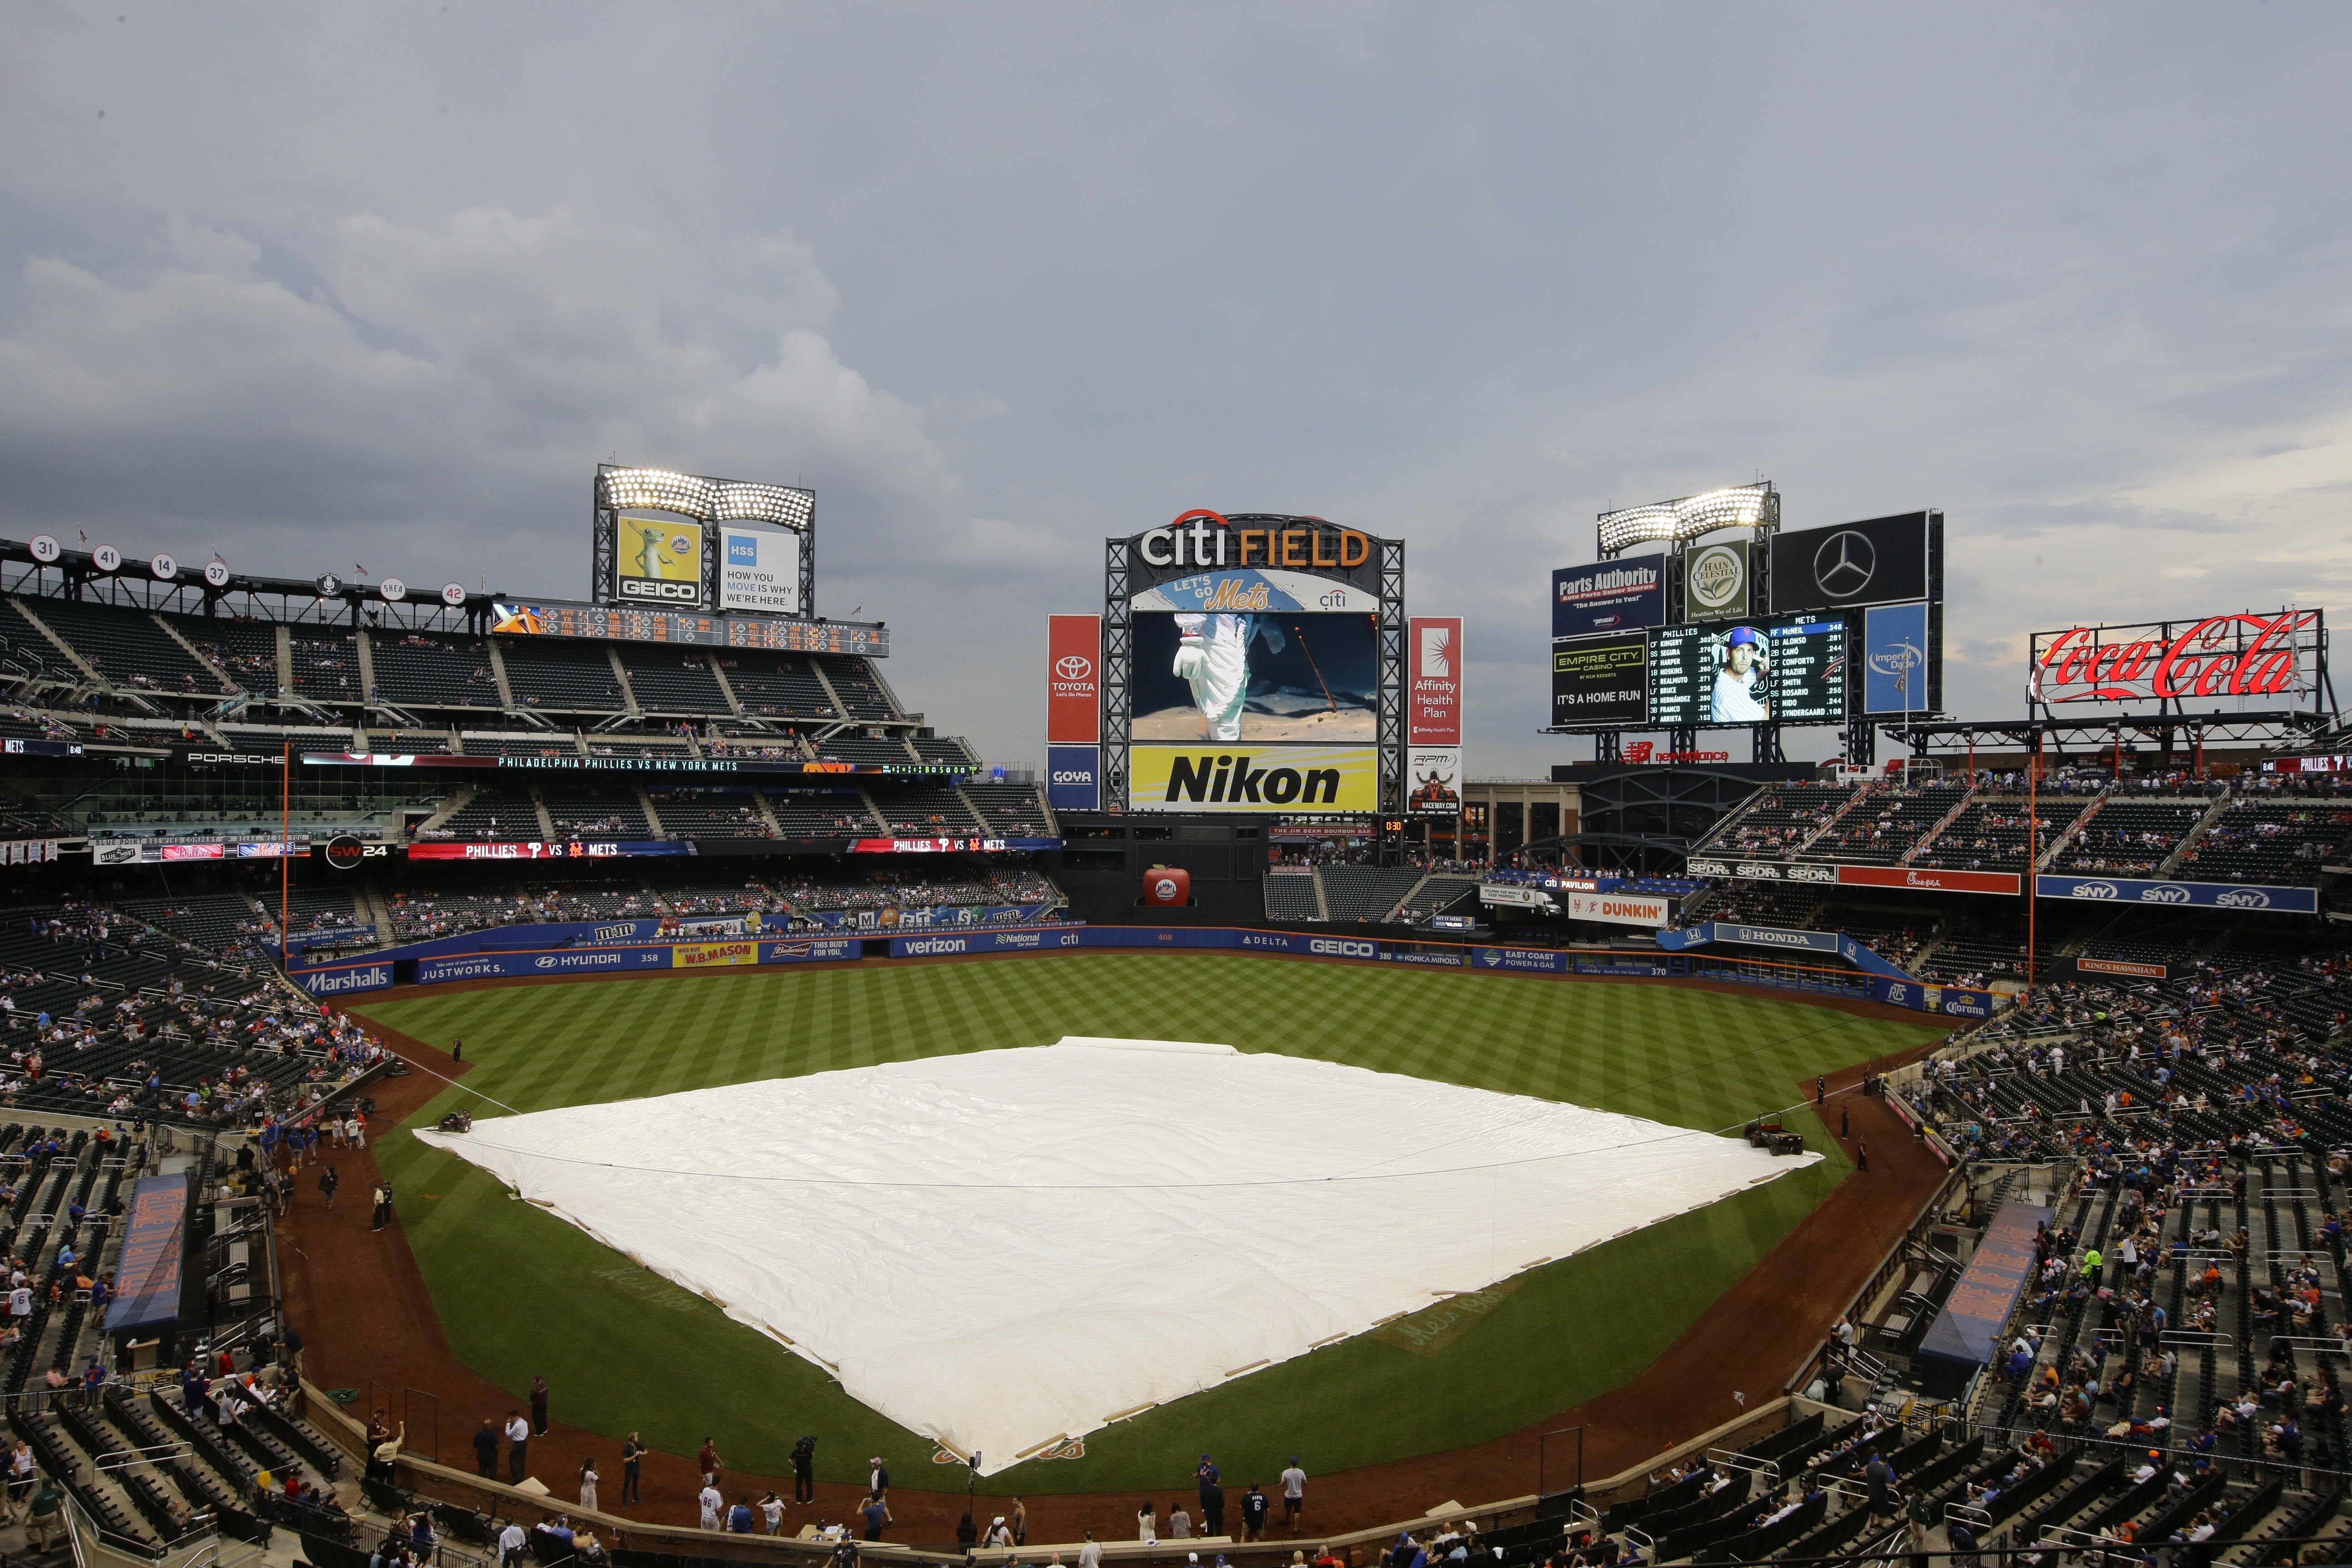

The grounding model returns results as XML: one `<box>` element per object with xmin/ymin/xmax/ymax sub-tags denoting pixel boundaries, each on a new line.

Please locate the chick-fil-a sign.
<box><xmin>2031</xmin><ymin>611</ymin><xmax>2321</xmax><ymax>705</ymax></box>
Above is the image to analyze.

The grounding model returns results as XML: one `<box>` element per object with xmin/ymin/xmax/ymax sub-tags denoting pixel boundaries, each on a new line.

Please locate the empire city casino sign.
<box><xmin>2031</xmin><ymin>610</ymin><xmax>2321</xmax><ymax>705</ymax></box>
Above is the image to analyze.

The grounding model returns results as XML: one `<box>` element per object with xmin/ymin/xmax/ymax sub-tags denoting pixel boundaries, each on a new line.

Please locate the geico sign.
<box><xmin>1308</xmin><ymin>938</ymin><xmax>1376</xmax><ymax>958</ymax></box>
<box><xmin>617</xmin><ymin>577</ymin><xmax>702</xmax><ymax>603</ymax></box>
<box><xmin>1136</xmin><ymin>509</ymin><xmax>1371</xmax><ymax>572</ymax></box>
<box><xmin>2036</xmin><ymin>611</ymin><xmax>2316</xmax><ymax>703</ymax></box>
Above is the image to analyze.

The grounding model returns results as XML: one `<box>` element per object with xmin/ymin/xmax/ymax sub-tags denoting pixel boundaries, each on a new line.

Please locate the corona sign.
<box><xmin>2030</xmin><ymin>611</ymin><xmax>2321</xmax><ymax>706</ymax></box>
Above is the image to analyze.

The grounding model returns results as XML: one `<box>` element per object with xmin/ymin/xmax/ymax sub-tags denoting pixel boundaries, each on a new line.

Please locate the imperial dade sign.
<box><xmin>2030</xmin><ymin>610</ymin><xmax>2323</xmax><ymax>707</ymax></box>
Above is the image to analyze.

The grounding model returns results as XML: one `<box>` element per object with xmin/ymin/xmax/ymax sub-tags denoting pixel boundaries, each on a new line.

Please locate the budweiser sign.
<box><xmin>2031</xmin><ymin>611</ymin><xmax>2320</xmax><ymax>706</ymax></box>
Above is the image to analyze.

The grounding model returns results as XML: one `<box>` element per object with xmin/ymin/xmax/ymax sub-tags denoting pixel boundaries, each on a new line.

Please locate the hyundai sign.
<box><xmin>1046</xmin><ymin>745</ymin><xmax>1101</xmax><ymax>810</ymax></box>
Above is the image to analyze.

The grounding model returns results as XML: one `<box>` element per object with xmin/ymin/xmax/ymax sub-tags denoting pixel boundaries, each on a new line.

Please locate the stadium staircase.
<box><xmin>411</xmin><ymin>786</ymin><xmax>482</xmax><ymax>837</ymax></box>
<box><xmin>527</xmin><ymin>785</ymin><xmax>557</xmax><ymax>839</ymax></box>
<box><xmin>1899</xmin><ymin>785</ymin><xmax>1984</xmax><ymax>865</ymax></box>
<box><xmin>484</xmin><ymin>639</ymin><xmax>519</xmax><ymax>711</ymax></box>
<box><xmin>1793</xmin><ymin>784</ymin><xmax>1878</xmax><ymax>855</ymax></box>
<box><xmin>852</xmin><ymin>787</ymin><xmax>890</xmax><ymax>833</ymax></box>
<box><xmin>2034</xmin><ymin>789</ymin><xmax>2110</xmax><ymax>870</ymax></box>
<box><xmin>2157</xmin><ymin>794</ymin><xmax>2239</xmax><ymax>877</ymax></box>
<box><xmin>633</xmin><ymin>785</ymin><xmax>665</xmax><ymax>838</ymax></box>
<box><xmin>605</xmin><ymin>647</ymin><xmax>643</xmax><ymax>720</ymax></box>
<box><xmin>10</xmin><ymin>599</ymin><xmax>140</xmax><ymax>712</ymax></box>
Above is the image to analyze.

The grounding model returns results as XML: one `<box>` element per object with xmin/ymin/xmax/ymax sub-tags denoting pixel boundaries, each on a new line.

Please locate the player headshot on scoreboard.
<box><xmin>1710</xmin><ymin>625</ymin><xmax>1769</xmax><ymax>723</ymax></box>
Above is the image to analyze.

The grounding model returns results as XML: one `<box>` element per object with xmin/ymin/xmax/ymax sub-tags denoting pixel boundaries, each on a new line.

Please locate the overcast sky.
<box><xmin>2</xmin><ymin>5</ymin><xmax>2347</xmax><ymax>773</ymax></box>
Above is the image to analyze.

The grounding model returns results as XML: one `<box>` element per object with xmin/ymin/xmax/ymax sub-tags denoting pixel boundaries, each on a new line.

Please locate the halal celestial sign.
<box><xmin>2030</xmin><ymin>610</ymin><xmax>2325</xmax><ymax>707</ymax></box>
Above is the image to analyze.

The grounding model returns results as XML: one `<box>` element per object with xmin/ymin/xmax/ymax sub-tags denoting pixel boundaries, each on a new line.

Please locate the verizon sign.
<box><xmin>2031</xmin><ymin>611</ymin><xmax>2322</xmax><ymax>707</ymax></box>
<box><xmin>1046</xmin><ymin>614</ymin><xmax>1101</xmax><ymax>744</ymax></box>
<box><xmin>1407</xmin><ymin>616</ymin><xmax>1463</xmax><ymax>746</ymax></box>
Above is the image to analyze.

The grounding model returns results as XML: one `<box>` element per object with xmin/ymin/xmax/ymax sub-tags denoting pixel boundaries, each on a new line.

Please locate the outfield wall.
<box><xmin>295</xmin><ymin>920</ymin><xmax>1997</xmax><ymax>1019</ymax></box>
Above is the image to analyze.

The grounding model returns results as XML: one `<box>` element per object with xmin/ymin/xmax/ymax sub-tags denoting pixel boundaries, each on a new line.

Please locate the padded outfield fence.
<box><xmin>286</xmin><ymin>920</ymin><xmax>2003</xmax><ymax>1023</ymax></box>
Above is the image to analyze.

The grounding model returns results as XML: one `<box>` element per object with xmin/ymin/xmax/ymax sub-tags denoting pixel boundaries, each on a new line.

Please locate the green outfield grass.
<box><xmin>360</xmin><ymin>956</ymin><xmax>1939</xmax><ymax>1495</ymax></box>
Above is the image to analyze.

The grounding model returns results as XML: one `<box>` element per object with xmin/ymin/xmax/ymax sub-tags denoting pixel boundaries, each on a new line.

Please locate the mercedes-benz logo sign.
<box><xmin>1812</xmin><ymin>530</ymin><xmax>1877</xmax><ymax>599</ymax></box>
<box><xmin>324</xmin><ymin>834</ymin><xmax>368</xmax><ymax>873</ymax></box>
<box><xmin>1055</xmin><ymin>655</ymin><xmax>1093</xmax><ymax>681</ymax></box>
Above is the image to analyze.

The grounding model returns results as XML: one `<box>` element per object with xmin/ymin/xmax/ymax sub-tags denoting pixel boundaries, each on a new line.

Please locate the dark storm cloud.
<box><xmin>0</xmin><ymin>5</ymin><xmax>2347</xmax><ymax>766</ymax></box>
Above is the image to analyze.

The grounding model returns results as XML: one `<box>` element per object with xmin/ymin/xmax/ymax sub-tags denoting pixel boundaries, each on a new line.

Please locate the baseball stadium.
<box><xmin>0</xmin><ymin>469</ymin><xmax>2344</xmax><ymax>1568</ymax></box>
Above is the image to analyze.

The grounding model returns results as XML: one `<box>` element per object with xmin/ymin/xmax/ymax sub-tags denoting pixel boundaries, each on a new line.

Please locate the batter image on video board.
<box><xmin>1130</xmin><ymin>611</ymin><xmax>1380</xmax><ymax>743</ymax></box>
<box><xmin>1710</xmin><ymin>625</ymin><xmax>1769</xmax><ymax>721</ymax></box>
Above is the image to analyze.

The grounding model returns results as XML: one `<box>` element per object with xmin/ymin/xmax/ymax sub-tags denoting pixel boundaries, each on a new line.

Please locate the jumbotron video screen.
<box><xmin>1129</xmin><ymin>610</ymin><xmax>1380</xmax><ymax>744</ymax></box>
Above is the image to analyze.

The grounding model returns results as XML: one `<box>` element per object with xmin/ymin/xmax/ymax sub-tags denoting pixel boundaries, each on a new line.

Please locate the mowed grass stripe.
<box><xmin>360</xmin><ymin>956</ymin><xmax>1937</xmax><ymax>1495</ymax></box>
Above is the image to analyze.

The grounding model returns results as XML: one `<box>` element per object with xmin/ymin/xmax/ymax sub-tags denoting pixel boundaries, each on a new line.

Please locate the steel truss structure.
<box><xmin>1100</xmin><ymin>517</ymin><xmax>1402</xmax><ymax>816</ymax></box>
<box><xmin>1881</xmin><ymin>709</ymin><xmax>2337</xmax><ymax>768</ymax></box>
<box><xmin>591</xmin><ymin>462</ymin><xmax>818</xmax><ymax>618</ymax></box>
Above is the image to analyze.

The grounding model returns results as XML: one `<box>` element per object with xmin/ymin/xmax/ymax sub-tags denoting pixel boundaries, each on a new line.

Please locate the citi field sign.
<box><xmin>2031</xmin><ymin>610</ymin><xmax>2322</xmax><ymax>705</ymax></box>
<box><xmin>1132</xmin><ymin>510</ymin><xmax>1372</xmax><ymax>573</ymax></box>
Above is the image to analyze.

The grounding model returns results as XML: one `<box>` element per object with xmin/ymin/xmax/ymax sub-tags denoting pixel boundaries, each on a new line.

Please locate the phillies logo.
<box><xmin>2037</xmin><ymin>612</ymin><xmax>2315</xmax><ymax>703</ymax></box>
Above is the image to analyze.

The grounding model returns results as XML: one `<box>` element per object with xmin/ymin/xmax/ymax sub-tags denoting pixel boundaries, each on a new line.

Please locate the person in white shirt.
<box><xmin>1138</xmin><ymin>1504</ymin><xmax>1157</xmax><ymax>1543</ymax></box>
<box><xmin>1080</xmin><ymin>1532</ymin><xmax>1103</xmax><ymax>1568</ymax></box>
<box><xmin>698</xmin><ymin>1483</ymin><xmax>724</xmax><ymax>1531</ymax></box>
<box><xmin>761</xmin><ymin>1493</ymin><xmax>786</xmax><ymax>1535</ymax></box>
<box><xmin>1280</xmin><ymin>1460</ymin><xmax>1306</xmax><ymax>1531</ymax></box>
<box><xmin>1710</xmin><ymin>627</ymin><xmax>1769</xmax><ymax>723</ymax></box>
<box><xmin>497</xmin><ymin>1521</ymin><xmax>527</xmax><ymax>1566</ymax></box>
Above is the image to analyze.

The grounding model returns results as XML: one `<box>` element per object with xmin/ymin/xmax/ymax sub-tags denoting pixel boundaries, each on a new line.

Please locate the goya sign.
<box><xmin>2030</xmin><ymin>611</ymin><xmax>2322</xmax><ymax>706</ymax></box>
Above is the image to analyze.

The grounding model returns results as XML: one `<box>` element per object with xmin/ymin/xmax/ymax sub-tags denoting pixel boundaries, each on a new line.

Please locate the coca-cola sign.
<box><xmin>2030</xmin><ymin>611</ymin><xmax>2322</xmax><ymax>706</ymax></box>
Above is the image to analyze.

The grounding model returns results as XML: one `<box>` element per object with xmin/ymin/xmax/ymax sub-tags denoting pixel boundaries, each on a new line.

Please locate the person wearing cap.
<box><xmin>1710</xmin><ymin>627</ymin><xmax>1768</xmax><ymax>723</ymax></box>
<box><xmin>862</xmin><ymin>1493</ymin><xmax>892</xmax><ymax>1542</ymax></box>
<box><xmin>869</xmin><ymin>1455</ymin><xmax>890</xmax><ymax>1497</ymax></box>
<box><xmin>986</xmin><ymin>1515</ymin><xmax>1014</xmax><ymax>1548</ymax></box>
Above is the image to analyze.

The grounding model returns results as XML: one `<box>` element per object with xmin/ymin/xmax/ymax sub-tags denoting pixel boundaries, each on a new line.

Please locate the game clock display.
<box><xmin>1647</xmin><ymin>617</ymin><xmax>1848</xmax><ymax>726</ymax></box>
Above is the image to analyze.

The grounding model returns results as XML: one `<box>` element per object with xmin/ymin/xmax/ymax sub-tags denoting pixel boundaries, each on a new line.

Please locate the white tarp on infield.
<box><xmin>416</xmin><ymin>1037</ymin><xmax>1813</xmax><ymax>1472</ymax></box>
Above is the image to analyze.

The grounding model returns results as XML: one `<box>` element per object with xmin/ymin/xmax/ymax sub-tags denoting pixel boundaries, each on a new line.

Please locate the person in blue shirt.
<box><xmin>727</xmin><ymin>1499</ymin><xmax>755</xmax><ymax>1533</ymax></box>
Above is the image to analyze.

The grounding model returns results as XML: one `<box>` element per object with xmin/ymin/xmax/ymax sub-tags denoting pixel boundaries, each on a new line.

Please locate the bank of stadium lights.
<box><xmin>1595</xmin><ymin>482</ymin><xmax>1776</xmax><ymax>555</ymax></box>
<box><xmin>598</xmin><ymin>467</ymin><xmax>815</xmax><ymax>530</ymax></box>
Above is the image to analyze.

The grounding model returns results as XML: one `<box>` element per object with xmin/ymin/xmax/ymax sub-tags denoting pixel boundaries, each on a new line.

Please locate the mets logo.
<box><xmin>1152</xmin><ymin>877</ymin><xmax>1179</xmax><ymax>901</ymax></box>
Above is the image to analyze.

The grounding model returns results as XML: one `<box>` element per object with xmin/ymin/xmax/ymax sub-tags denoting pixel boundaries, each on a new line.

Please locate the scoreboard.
<box><xmin>1635</xmin><ymin>616</ymin><xmax>1850</xmax><ymax>728</ymax></box>
<box><xmin>1550</xmin><ymin>637</ymin><xmax>1648</xmax><ymax>725</ymax></box>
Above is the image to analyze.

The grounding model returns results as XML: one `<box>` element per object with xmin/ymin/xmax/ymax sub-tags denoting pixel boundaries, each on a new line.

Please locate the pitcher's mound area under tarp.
<box><xmin>416</xmin><ymin>1036</ymin><xmax>1815</xmax><ymax>1471</ymax></box>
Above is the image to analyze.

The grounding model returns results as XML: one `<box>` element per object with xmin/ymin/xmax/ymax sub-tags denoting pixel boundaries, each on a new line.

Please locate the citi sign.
<box><xmin>1136</xmin><ymin>509</ymin><xmax>1371</xmax><ymax>571</ymax></box>
<box><xmin>2036</xmin><ymin>611</ymin><xmax>2316</xmax><ymax>703</ymax></box>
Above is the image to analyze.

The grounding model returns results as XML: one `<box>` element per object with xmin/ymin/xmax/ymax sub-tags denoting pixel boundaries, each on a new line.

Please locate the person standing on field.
<box><xmin>1280</xmin><ymin>1459</ymin><xmax>1307</xmax><ymax>1531</ymax></box>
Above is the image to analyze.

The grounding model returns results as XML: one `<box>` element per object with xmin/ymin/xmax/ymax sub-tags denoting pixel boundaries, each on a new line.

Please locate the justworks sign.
<box><xmin>1128</xmin><ymin>743</ymin><xmax>1378</xmax><ymax>813</ymax></box>
<box><xmin>1135</xmin><ymin>510</ymin><xmax>1371</xmax><ymax>573</ymax></box>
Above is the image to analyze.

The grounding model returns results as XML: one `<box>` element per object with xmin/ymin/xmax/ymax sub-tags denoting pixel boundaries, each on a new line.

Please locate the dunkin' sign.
<box><xmin>2031</xmin><ymin>611</ymin><xmax>2321</xmax><ymax>706</ymax></box>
